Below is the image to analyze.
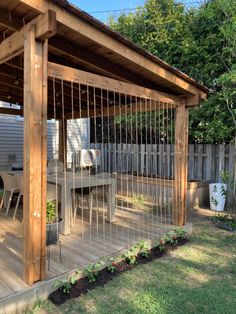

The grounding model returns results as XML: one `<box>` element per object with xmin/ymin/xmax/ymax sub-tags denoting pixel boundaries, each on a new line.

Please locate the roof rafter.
<box><xmin>15</xmin><ymin>0</ymin><xmax>207</xmax><ymax>98</ymax></box>
<box><xmin>0</xmin><ymin>9</ymin><xmax>56</xmax><ymax>64</ymax></box>
<box><xmin>0</xmin><ymin>8</ymin><xmax>23</xmax><ymax>31</ymax></box>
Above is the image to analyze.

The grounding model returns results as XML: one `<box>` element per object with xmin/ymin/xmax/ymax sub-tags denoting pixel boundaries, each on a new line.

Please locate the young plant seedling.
<box><xmin>138</xmin><ymin>240</ymin><xmax>149</xmax><ymax>258</ymax></box>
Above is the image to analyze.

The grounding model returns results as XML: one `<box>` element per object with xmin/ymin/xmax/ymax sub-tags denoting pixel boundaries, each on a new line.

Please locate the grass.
<box><xmin>26</xmin><ymin>209</ymin><xmax>236</xmax><ymax>314</ymax></box>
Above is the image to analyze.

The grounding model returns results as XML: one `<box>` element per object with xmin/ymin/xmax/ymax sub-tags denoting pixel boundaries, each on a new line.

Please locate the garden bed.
<box><xmin>212</xmin><ymin>214</ymin><xmax>236</xmax><ymax>232</ymax></box>
<box><xmin>116</xmin><ymin>173</ymin><xmax>211</xmax><ymax>209</ymax></box>
<box><xmin>49</xmin><ymin>229</ymin><xmax>188</xmax><ymax>306</ymax></box>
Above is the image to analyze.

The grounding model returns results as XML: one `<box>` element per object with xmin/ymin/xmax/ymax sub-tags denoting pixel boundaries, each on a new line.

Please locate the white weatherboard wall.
<box><xmin>0</xmin><ymin>115</ymin><xmax>90</xmax><ymax>170</ymax></box>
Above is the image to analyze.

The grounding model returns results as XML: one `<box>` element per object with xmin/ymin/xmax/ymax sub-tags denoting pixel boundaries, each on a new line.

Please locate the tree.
<box><xmin>109</xmin><ymin>0</ymin><xmax>236</xmax><ymax>143</ymax></box>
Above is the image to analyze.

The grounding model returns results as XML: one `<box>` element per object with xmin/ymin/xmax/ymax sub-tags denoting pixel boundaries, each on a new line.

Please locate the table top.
<box><xmin>8</xmin><ymin>171</ymin><xmax>116</xmax><ymax>188</ymax></box>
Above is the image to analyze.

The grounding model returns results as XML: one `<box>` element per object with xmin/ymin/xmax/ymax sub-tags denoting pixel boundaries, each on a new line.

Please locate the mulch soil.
<box><xmin>49</xmin><ymin>238</ymin><xmax>188</xmax><ymax>305</ymax></box>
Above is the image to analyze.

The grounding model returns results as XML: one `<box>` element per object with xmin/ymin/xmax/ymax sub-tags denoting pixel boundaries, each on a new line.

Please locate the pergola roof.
<box><xmin>0</xmin><ymin>0</ymin><xmax>208</xmax><ymax>117</ymax></box>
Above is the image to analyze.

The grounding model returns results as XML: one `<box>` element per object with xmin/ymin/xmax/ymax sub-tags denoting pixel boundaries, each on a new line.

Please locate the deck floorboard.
<box><xmin>0</xmin><ymin>203</ymin><xmax>173</xmax><ymax>300</ymax></box>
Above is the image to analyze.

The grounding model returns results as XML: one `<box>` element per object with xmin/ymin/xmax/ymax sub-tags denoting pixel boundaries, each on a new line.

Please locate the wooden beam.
<box><xmin>0</xmin><ymin>107</ymin><xmax>23</xmax><ymax>116</ymax></box>
<box><xmin>48</xmin><ymin>62</ymin><xmax>178</xmax><ymax>104</ymax></box>
<box><xmin>173</xmin><ymin>101</ymin><xmax>189</xmax><ymax>226</ymax></box>
<box><xmin>185</xmin><ymin>94</ymin><xmax>202</xmax><ymax>107</ymax></box>
<box><xmin>0</xmin><ymin>9</ymin><xmax>56</xmax><ymax>64</ymax></box>
<box><xmin>16</xmin><ymin>0</ymin><xmax>205</xmax><ymax>97</ymax></box>
<box><xmin>23</xmin><ymin>26</ymin><xmax>47</xmax><ymax>285</ymax></box>
<box><xmin>65</xmin><ymin>99</ymin><xmax>176</xmax><ymax>119</ymax></box>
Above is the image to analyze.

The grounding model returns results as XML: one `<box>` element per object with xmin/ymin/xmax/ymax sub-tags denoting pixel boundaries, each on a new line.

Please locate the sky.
<box><xmin>72</xmin><ymin>0</ymin><xmax>145</xmax><ymax>21</ymax></box>
<box><xmin>71</xmin><ymin>0</ymin><xmax>200</xmax><ymax>22</ymax></box>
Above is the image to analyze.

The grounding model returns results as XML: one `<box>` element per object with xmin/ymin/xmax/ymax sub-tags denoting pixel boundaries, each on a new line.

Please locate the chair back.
<box><xmin>47</xmin><ymin>159</ymin><xmax>64</xmax><ymax>174</ymax></box>
<box><xmin>15</xmin><ymin>175</ymin><xmax>24</xmax><ymax>194</ymax></box>
<box><xmin>0</xmin><ymin>172</ymin><xmax>18</xmax><ymax>190</ymax></box>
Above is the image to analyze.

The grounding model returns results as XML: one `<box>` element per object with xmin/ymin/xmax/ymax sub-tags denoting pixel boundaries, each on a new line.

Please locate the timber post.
<box><xmin>23</xmin><ymin>11</ymin><xmax>56</xmax><ymax>285</ymax></box>
<box><xmin>173</xmin><ymin>100</ymin><xmax>189</xmax><ymax>226</ymax></box>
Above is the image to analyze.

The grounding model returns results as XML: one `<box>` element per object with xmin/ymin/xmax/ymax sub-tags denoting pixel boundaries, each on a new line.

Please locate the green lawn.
<box><xmin>27</xmin><ymin>209</ymin><xmax>236</xmax><ymax>314</ymax></box>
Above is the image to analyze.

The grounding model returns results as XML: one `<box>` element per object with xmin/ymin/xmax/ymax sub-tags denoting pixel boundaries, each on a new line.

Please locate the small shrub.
<box><xmin>138</xmin><ymin>240</ymin><xmax>149</xmax><ymax>258</ymax></box>
<box><xmin>164</xmin><ymin>231</ymin><xmax>178</xmax><ymax>245</ymax></box>
<box><xmin>174</xmin><ymin>227</ymin><xmax>187</xmax><ymax>240</ymax></box>
<box><xmin>123</xmin><ymin>249</ymin><xmax>136</xmax><ymax>265</ymax></box>
<box><xmin>54</xmin><ymin>279</ymin><xmax>72</xmax><ymax>294</ymax></box>
<box><xmin>84</xmin><ymin>261</ymin><xmax>104</xmax><ymax>283</ymax></box>
<box><xmin>53</xmin><ymin>269</ymin><xmax>82</xmax><ymax>294</ymax></box>
<box><xmin>212</xmin><ymin>214</ymin><xmax>236</xmax><ymax>232</ymax></box>
<box><xmin>158</xmin><ymin>238</ymin><xmax>166</xmax><ymax>252</ymax></box>
<box><xmin>107</xmin><ymin>262</ymin><xmax>117</xmax><ymax>273</ymax></box>
<box><xmin>46</xmin><ymin>200</ymin><xmax>56</xmax><ymax>224</ymax></box>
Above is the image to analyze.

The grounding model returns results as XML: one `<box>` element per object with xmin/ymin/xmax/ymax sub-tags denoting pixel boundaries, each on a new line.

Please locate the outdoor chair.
<box><xmin>47</xmin><ymin>159</ymin><xmax>64</xmax><ymax>174</ymax></box>
<box><xmin>73</xmin><ymin>169</ymin><xmax>91</xmax><ymax>222</ymax></box>
<box><xmin>0</xmin><ymin>172</ymin><xmax>19</xmax><ymax>217</ymax></box>
<box><xmin>74</xmin><ymin>172</ymin><xmax>113</xmax><ymax>224</ymax></box>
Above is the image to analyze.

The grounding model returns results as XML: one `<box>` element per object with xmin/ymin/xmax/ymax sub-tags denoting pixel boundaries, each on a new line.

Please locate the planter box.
<box><xmin>116</xmin><ymin>174</ymin><xmax>211</xmax><ymax>209</ymax></box>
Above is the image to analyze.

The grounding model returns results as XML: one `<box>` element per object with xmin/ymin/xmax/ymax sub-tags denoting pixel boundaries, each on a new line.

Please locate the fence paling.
<box><xmin>94</xmin><ymin>143</ymin><xmax>235</xmax><ymax>181</ymax></box>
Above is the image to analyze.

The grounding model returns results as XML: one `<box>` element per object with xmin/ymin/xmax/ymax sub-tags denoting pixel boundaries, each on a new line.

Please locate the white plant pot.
<box><xmin>209</xmin><ymin>183</ymin><xmax>227</xmax><ymax>211</ymax></box>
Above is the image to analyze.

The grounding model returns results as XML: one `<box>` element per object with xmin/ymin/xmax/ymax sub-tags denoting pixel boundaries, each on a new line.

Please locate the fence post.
<box><xmin>188</xmin><ymin>144</ymin><xmax>194</xmax><ymax>180</ymax></box>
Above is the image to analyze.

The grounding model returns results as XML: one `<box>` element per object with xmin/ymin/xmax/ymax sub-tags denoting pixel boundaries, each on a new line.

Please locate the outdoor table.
<box><xmin>8</xmin><ymin>171</ymin><xmax>117</xmax><ymax>235</ymax></box>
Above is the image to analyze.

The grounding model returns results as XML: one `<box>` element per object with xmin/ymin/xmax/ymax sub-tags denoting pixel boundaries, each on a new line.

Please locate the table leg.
<box><xmin>107</xmin><ymin>181</ymin><xmax>116</xmax><ymax>222</ymax></box>
<box><xmin>61</xmin><ymin>185</ymin><xmax>71</xmax><ymax>235</ymax></box>
<box><xmin>3</xmin><ymin>191</ymin><xmax>10</xmax><ymax>208</ymax></box>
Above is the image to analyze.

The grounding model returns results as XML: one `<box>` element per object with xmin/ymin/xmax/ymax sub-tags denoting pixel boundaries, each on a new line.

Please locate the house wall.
<box><xmin>0</xmin><ymin>114</ymin><xmax>90</xmax><ymax>170</ymax></box>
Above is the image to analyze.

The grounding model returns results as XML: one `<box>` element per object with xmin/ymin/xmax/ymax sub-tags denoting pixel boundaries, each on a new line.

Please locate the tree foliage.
<box><xmin>109</xmin><ymin>0</ymin><xmax>236</xmax><ymax>143</ymax></box>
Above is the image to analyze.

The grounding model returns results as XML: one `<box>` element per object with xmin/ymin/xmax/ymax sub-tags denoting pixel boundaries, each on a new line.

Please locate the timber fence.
<box><xmin>90</xmin><ymin>143</ymin><xmax>236</xmax><ymax>182</ymax></box>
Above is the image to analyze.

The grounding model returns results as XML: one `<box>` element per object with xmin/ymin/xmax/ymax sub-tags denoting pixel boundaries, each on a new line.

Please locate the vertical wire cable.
<box><xmin>53</xmin><ymin>77</ymin><xmax>59</xmax><ymax>263</ymax></box>
<box><xmin>166</xmin><ymin>102</ymin><xmax>170</xmax><ymax>229</ymax></box>
<box><xmin>140</xmin><ymin>98</ymin><xmax>144</xmax><ymax>240</ymax></box>
<box><xmin>150</xmin><ymin>99</ymin><xmax>154</xmax><ymax>240</ymax></box>
<box><xmin>135</xmin><ymin>96</ymin><xmax>141</xmax><ymax>240</ymax></box>
<box><xmin>71</xmin><ymin>81</ymin><xmax>76</xmax><ymax>236</ymax></box>
<box><xmin>86</xmin><ymin>85</ymin><xmax>92</xmax><ymax>242</ymax></box>
<box><xmin>106</xmin><ymin>89</ymin><xmax>112</xmax><ymax>243</ymax></box>
<box><xmin>118</xmin><ymin>92</ymin><xmax>123</xmax><ymax>246</ymax></box>
<box><xmin>100</xmin><ymin>88</ymin><xmax>106</xmax><ymax>242</ymax></box>
<box><xmin>160</xmin><ymin>102</ymin><xmax>164</xmax><ymax>234</ymax></box>
<box><xmin>130</xmin><ymin>95</ymin><xmax>135</xmax><ymax>243</ymax></box>
<box><xmin>172</xmin><ymin>106</ymin><xmax>175</xmax><ymax>226</ymax></box>
<box><xmin>155</xmin><ymin>100</ymin><xmax>159</xmax><ymax>235</ymax></box>
<box><xmin>124</xmin><ymin>93</ymin><xmax>130</xmax><ymax>248</ymax></box>
<box><xmin>145</xmin><ymin>97</ymin><xmax>150</xmax><ymax>241</ymax></box>
<box><xmin>164</xmin><ymin>103</ymin><xmax>168</xmax><ymax>231</ymax></box>
<box><xmin>159</xmin><ymin>102</ymin><xmax>162</xmax><ymax>236</ymax></box>
<box><xmin>167</xmin><ymin>102</ymin><xmax>171</xmax><ymax>229</ymax></box>
<box><xmin>170</xmin><ymin>104</ymin><xmax>173</xmax><ymax>226</ymax></box>
<box><xmin>93</xmin><ymin>86</ymin><xmax>99</xmax><ymax>241</ymax></box>
<box><xmin>61</xmin><ymin>78</ymin><xmax>68</xmax><ymax>249</ymax></box>
<box><xmin>169</xmin><ymin>104</ymin><xmax>172</xmax><ymax>227</ymax></box>
<box><xmin>78</xmin><ymin>82</ymin><xmax>84</xmax><ymax>241</ymax></box>
<box><xmin>113</xmin><ymin>90</ymin><xmax>119</xmax><ymax>245</ymax></box>
<box><xmin>162</xmin><ymin>103</ymin><xmax>166</xmax><ymax>233</ymax></box>
<box><xmin>162</xmin><ymin>102</ymin><xmax>165</xmax><ymax>234</ymax></box>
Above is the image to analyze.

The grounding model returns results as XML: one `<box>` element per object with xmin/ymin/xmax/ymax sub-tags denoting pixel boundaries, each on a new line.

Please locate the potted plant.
<box><xmin>46</xmin><ymin>200</ymin><xmax>62</xmax><ymax>245</ymax></box>
<box><xmin>209</xmin><ymin>171</ymin><xmax>231</xmax><ymax>212</ymax></box>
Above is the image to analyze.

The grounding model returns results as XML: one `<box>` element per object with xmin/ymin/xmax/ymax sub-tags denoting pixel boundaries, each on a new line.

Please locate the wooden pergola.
<box><xmin>0</xmin><ymin>0</ymin><xmax>208</xmax><ymax>286</ymax></box>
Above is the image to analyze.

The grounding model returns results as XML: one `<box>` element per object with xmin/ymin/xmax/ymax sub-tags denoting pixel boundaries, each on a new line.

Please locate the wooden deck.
<box><xmin>0</xmin><ymin>200</ymin><xmax>173</xmax><ymax>301</ymax></box>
